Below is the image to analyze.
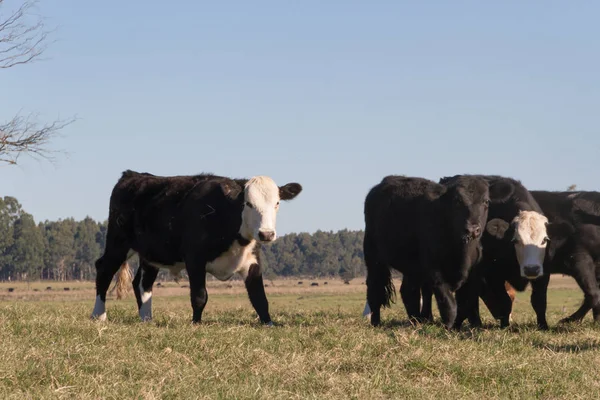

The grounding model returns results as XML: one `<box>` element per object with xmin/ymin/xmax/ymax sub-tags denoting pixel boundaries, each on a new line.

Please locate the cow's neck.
<box><xmin>235</xmin><ymin>233</ymin><xmax>252</xmax><ymax>247</ymax></box>
<box><xmin>237</xmin><ymin>223</ymin><xmax>253</xmax><ymax>247</ymax></box>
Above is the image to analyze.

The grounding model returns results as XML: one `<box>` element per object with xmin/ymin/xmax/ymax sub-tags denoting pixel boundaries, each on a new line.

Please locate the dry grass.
<box><xmin>0</xmin><ymin>275</ymin><xmax>598</xmax><ymax>399</ymax></box>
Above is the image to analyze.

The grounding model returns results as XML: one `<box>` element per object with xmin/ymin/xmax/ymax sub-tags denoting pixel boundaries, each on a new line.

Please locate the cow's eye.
<box><xmin>542</xmin><ymin>236</ymin><xmax>550</xmax><ymax>245</ymax></box>
<box><xmin>511</xmin><ymin>237</ymin><xmax>519</xmax><ymax>244</ymax></box>
<box><xmin>276</xmin><ymin>201</ymin><xmax>280</xmax><ymax>207</ymax></box>
<box><xmin>245</xmin><ymin>201</ymin><xmax>253</xmax><ymax>209</ymax></box>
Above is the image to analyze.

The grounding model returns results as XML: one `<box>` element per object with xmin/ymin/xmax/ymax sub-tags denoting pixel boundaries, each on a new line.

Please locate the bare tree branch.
<box><xmin>0</xmin><ymin>113</ymin><xmax>75</xmax><ymax>165</ymax></box>
<box><xmin>0</xmin><ymin>0</ymin><xmax>53</xmax><ymax>69</ymax></box>
<box><xmin>0</xmin><ymin>0</ymin><xmax>74</xmax><ymax>166</ymax></box>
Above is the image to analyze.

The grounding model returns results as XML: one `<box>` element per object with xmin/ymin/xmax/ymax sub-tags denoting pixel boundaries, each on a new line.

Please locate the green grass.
<box><xmin>1</xmin><ymin>278</ymin><xmax>599</xmax><ymax>399</ymax></box>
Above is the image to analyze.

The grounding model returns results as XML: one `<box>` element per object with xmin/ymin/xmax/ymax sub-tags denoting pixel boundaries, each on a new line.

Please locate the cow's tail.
<box><xmin>364</xmin><ymin>231</ymin><xmax>396</xmax><ymax>309</ymax></box>
<box><xmin>115</xmin><ymin>261</ymin><xmax>133</xmax><ymax>300</ymax></box>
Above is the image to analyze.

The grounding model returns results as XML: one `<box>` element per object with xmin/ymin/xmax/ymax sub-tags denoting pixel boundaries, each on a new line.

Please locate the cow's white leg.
<box><xmin>362</xmin><ymin>300</ymin><xmax>372</xmax><ymax>318</ymax></box>
<box><xmin>139</xmin><ymin>291</ymin><xmax>152</xmax><ymax>321</ymax></box>
<box><xmin>92</xmin><ymin>295</ymin><xmax>107</xmax><ymax>321</ymax></box>
<box><xmin>138</xmin><ymin>267</ymin><xmax>153</xmax><ymax>321</ymax></box>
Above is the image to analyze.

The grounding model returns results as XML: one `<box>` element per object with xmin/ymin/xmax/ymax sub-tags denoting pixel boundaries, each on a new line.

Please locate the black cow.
<box><xmin>418</xmin><ymin>175</ymin><xmax>552</xmax><ymax>329</ymax></box>
<box><xmin>90</xmin><ymin>170</ymin><xmax>302</xmax><ymax>325</ymax></box>
<box><xmin>361</xmin><ymin>175</ymin><xmax>490</xmax><ymax>329</ymax></box>
<box><xmin>479</xmin><ymin>190</ymin><xmax>600</xmax><ymax>328</ymax></box>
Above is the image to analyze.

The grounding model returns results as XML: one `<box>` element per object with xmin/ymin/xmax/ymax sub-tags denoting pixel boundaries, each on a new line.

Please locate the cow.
<box><xmin>361</xmin><ymin>175</ymin><xmax>490</xmax><ymax>329</ymax></box>
<box><xmin>90</xmin><ymin>170</ymin><xmax>302</xmax><ymax>325</ymax></box>
<box><xmin>478</xmin><ymin>190</ymin><xmax>600</xmax><ymax>329</ymax></box>
<box><xmin>415</xmin><ymin>175</ymin><xmax>551</xmax><ymax>329</ymax></box>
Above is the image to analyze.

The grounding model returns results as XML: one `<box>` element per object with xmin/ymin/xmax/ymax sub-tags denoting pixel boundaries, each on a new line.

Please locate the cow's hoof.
<box><xmin>558</xmin><ymin>317</ymin><xmax>578</xmax><ymax>324</ymax></box>
<box><xmin>91</xmin><ymin>313</ymin><xmax>107</xmax><ymax>322</ymax></box>
<box><xmin>264</xmin><ymin>321</ymin><xmax>274</xmax><ymax>327</ymax></box>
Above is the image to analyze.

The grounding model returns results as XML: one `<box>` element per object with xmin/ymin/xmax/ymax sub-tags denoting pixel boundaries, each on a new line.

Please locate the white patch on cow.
<box><xmin>137</xmin><ymin>267</ymin><xmax>153</xmax><ymax>321</ymax></box>
<box><xmin>512</xmin><ymin>210</ymin><xmax>549</xmax><ymax>279</ymax></box>
<box><xmin>146</xmin><ymin>242</ymin><xmax>258</xmax><ymax>282</ymax></box>
<box><xmin>240</xmin><ymin>176</ymin><xmax>281</xmax><ymax>243</ymax></box>
<box><xmin>206</xmin><ymin>240</ymin><xmax>258</xmax><ymax>281</ymax></box>
<box><xmin>362</xmin><ymin>301</ymin><xmax>372</xmax><ymax>318</ymax></box>
<box><xmin>91</xmin><ymin>295</ymin><xmax>107</xmax><ymax>321</ymax></box>
<box><xmin>139</xmin><ymin>291</ymin><xmax>153</xmax><ymax>321</ymax></box>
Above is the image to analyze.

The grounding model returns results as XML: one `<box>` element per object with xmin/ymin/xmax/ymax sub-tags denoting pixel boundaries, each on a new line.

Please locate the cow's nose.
<box><xmin>258</xmin><ymin>230</ymin><xmax>275</xmax><ymax>242</ymax></box>
<box><xmin>523</xmin><ymin>265</ymin><xmax>542</xmax><ymax>278</ymax></box>
<box><xmin>466</xmin><ymin>224</ymin><xmax>481</xmax><ymax>238</ymax></box>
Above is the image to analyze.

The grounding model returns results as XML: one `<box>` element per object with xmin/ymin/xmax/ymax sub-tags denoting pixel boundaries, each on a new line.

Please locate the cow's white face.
<box><xmin>486</xmin><ymin>210</ymin><xmax>549</xmax><ymax>280</ymax></box>
<box><xmin>512</xmin><ymin>210</ymin><xmax>549</xmax><ymax>279</ymax></box>
<box><xmin>240</xmin><ymin>176</ymin><xmax>302</xmax><ymax>243</ymax></box>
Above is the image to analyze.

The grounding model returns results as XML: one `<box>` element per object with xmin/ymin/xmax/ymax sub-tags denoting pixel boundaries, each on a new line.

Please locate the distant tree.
<box><xmin>0</xmin><ymin>0</ymin><xmax>74</xmax><ymax>165</ymax></box>
<box><xmin>74</xmin><ymin>217</ymin><xmax>101</xmax><ymax>280</ymax></box>
<box><xmin>42</xmin><ymin>219</ymin><xmax>76</xmax><ymax>281</ymax></box>
<box><xmin>10</xmin><ymin>212</ymin><xmax>44</xmax><ymax>283</ymax></box>
<box><xmin>567</xmin><ymin>184</ymin><xmax>577</xmax><ymax>191</ymax></box>
<box><xmin>0</xmin><ymin>197</ymin><xmax>20</xmax><ymax>280</ymax></box>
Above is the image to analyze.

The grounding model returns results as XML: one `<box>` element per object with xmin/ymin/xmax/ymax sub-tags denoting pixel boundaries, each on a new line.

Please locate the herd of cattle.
<box><xmin>90</xmin><ymin>170</ymin><xmax>600</xmax><ymax>331</ymax></box>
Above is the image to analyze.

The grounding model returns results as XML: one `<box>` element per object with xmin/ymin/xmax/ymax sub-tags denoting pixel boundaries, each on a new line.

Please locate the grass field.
<box><xmin>1</xmin><ymin>276</ymin><xmax>599</xmax><ymax>399</ymax></box>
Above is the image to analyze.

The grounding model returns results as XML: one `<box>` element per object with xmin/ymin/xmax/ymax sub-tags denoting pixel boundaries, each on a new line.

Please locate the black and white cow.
<box><xmin>90</xmin><ymin>170</ymin><xmax>302</xmax><ymax>325</ymax></box>
<box><xmin>361</xmin><ymin>175</ymin><xmax>490</xmax><ymax>329</ymax></box>
<box><xmin>479</xmin><ymin>190</ymin><xmax>600</xmax><ymax>329</ymax></box>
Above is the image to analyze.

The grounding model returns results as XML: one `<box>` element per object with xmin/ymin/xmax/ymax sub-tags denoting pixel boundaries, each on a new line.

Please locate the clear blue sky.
<box><xmin>2</xmin><ymin>0</ymin><xmax>599</xmax><ymax>235</ymax></box>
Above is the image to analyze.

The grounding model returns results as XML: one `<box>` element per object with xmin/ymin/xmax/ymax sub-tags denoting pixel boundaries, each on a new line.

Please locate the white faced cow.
<box><xmin>486</xmin><ymin>210</ymin><xmax>550</xmax><ymax>279</ymax></box>
<box><xmin>91</xmin><ymin>170</ymin><xmax>302</xmax><ymax>325</ymax></box>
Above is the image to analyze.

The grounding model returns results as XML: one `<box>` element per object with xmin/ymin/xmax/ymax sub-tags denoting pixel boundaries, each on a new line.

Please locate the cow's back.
<box><xmin>364</xmin><ymin>176</ymin><xmax>444</xmax><ymax>266</ymax></box>
<box><xmin>108</xmin><ymin>170</ymin><xmax>244</xmax><ymax>262</ymax></box>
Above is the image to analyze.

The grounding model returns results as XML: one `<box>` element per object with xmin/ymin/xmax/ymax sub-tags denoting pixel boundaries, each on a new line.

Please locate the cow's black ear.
<box><xmin>546</xmin><ymin>221</ymin><xmax>574</xmax><ymax>241</ymax></box>
<box><xmin>279</xmin><ymin>183</ymin><xmax>302</xmax><ymax>201</ymax></box>
<box><xmin>486</xmin><ymin>218</ymin><xmax>510</xmax><ymax>239</ymax></box>
<box><xmin>220</xmin><ymin>182</ymin><xmax>241</xmax><ymax>199</ymax></box>
<box><xmin>489</xmin><ymin>181</ymin><xmax>514</xmax><ymax>203</ymax></box>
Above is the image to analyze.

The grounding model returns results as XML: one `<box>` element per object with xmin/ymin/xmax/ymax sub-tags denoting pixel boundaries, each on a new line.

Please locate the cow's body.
<box><xmin>480</xmin><ymin>190</ymin><xmax>600</xmax><ymax>328</ymax></box>
<box><xmin>362</xmin><ymin>175</ymin><xmax>490</xmax><ymax>329</ymax></box>
<box><xmin>91</xmin><ymin>170</ymin><xmax>302</xmax><ymax>324</ymax></box>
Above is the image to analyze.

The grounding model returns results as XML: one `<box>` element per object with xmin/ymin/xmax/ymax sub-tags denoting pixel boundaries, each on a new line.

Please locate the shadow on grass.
<box><xmin>531</xmin><ymin>340</ymin><xmax>600</xmax><ymax>353</ymax></box>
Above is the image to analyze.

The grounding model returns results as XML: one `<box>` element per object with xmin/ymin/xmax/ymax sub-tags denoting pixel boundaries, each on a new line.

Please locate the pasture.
<box><xmin>1</xmin><ymin>277</ymin><xmax>600</xmax><ymax>399</ymax></box>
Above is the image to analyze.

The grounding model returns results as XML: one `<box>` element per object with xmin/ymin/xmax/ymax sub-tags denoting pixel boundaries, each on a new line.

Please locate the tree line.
<box><xmin>0</xmin><ymin>196</ymin><xmax>367</xmax><ymax>282</ymax></box>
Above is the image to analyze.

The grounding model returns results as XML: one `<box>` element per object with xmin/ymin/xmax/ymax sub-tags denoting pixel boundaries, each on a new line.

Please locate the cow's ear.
<box><xmin>220</xmin><ymin>182</ymin><xmax>241</xmax><ymax>199</ymax></box>
<box><xmin>546</xmin><ymin>221</ymin><xmax>574</xmax><ymax>241</ymax></box>
<box><xmin>486</xmin><ymin>218</ymin><xmax>510</xmax><ymax>239</ymax></box>
<box><xmin>279</xmin><ymin>183</ymin><xmax>302</xmax><ymax>201</ymax></box>
<box><xmin>489</xmin><ymin>181</ymin><xmax>514</xmax><ymax>203</ymax></box>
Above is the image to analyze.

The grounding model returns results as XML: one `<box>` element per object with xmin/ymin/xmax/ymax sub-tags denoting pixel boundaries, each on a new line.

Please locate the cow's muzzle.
<box><xmin>462</xmin><ymin>224</ymin><xmax>482</xmax><ymax>243</ymax></box>
<box><xmin>258</xmin><ymin>230</ymin><xmax>275</xmax><ymax>243</ymax></box>
<box><xmin>522</xmin><ymin>264</ymin><xmax>542</xmax><ymax>279</ymax></box>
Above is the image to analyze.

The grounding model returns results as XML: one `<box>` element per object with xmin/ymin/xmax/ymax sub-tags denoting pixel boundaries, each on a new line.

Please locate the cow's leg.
<box><xmin>137</xmin><ymin>260</ymin><xmax>159</xmax><ymax>322</ymax></box>
<box><xmin>185</xmin><ymin>257</ymin><xmax>208</xmax><ymax>324</ymax></box>
<box><xmin>480</xmin><ymin>278</ymin><xmax>514</xmax><ymax>328</ymax></box>
<box><xmin>400</xmin><ymin>274</ymin><xmax>422</xmax><ymax>323</ymax></box>
<box><xmin>530</xmin><ymin>275</ymin><xmax>550</xmax><ymax>330</ymax></box>
<box><xmin>453</xmin><ymin>275</ymin><xmax>482</xmax><ymax>330</ymax></box>
<box><xmin>240</xmin><ymin>263</ymin><xmax>273</xmax><ymax>325</ymax></box>
<box><xmin>453</xmin><ymin>284</ymin><xmax>470</xmax><ymax>330</ymax></box>
<box><xmin>560</xmin><ymin>255</ymin><xmax>600</xmax><ymax>323</ymax></box>
<box><xmin>560</xmin><ymin>302</ymin><xmax>591</xmax><ymax>324</ymax></box>
<box><xmin>363</xmin><ymin>233</ymin><xmax>393</xmax><ymax>327</ymax></box>
<box><xmin>420</xmin><ymin>282</ymin><xmax>433</xmax><ymax>322</ymax></box>
<box><xmin>132</xmin><ymin>264</ymin><xmax>143</xmax><ymax>310</ymax></box>
<box><xmin>91</xmin><ymin>226</ymin><xmax>130</xmax><ymax>321</ymax></box>
<box><xmin>431</xmin><ymin>281</ymin><xmax>457</xmax><ymax>329</ymax></box>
